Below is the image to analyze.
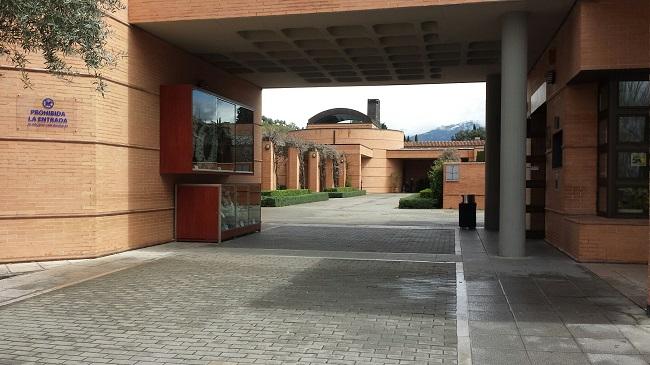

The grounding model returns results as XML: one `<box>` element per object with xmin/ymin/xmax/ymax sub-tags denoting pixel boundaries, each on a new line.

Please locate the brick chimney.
<box><xmin>367</xmin><ymin>99</ymin><xmax>380</xmax><ymax>125</ymax></box>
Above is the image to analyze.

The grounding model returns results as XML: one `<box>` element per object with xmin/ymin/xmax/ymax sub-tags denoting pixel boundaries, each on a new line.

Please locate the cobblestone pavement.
<box><xmin>221</xmin><ymin>225</ymin><xmax>455</xmax><ymax>254</ymax></box>
<box><xmin>0</xmin><ymin>224</ymin><xmax>459</xmax><ymax>364</ymax></box>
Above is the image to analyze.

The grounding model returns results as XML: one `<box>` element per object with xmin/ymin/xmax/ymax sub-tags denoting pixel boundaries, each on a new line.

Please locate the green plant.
<box><xmin>1</xmin><ymin>0</ymin><xmax>124</xmax><ymax>94</ymax></box>
<box><xmin>419</xmin><ymin>188</ymin><xmax>433</xmax><ymax>199</ymax></box>
<box><xmin>261</xmin><ymin>189</ymin><xmax>309</xmax><ymax>197</ymax></box>
<box><xmin>427</xmin><ymin>148</ymin><xmax>460</xmax><ymax>207</ymax></box>
<box><xmin>261</xmin><ymin>192</ymin><xmax>329</xmax><ymax>207</ymax></box>
<box><xmin>398</xmin><ymin>194</ymin><xmax>437</xmax><ymax>209</ymax></box>
<box><xmin>327</xmin><ymin>190</ymin><xmax>366</xmax><ymax>198</ymax></box>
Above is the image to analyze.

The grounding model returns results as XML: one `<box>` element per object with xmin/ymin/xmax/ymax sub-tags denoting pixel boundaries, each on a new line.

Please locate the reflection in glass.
<box><xmin>236</xmin><ymin>185</ymin><xmax>249</xmax><ymax>228</ymax></box>
<box><xmin>192</xmin><ymin>90</ymin><xmax>219</xmax><ymax>168</ymax></box>
<box><xmin>191</xmin><ymin>89</ymin><xmax>255</xmax><ymax>173</ymax></box>
<box><xmin>221</xmin><ymin>185</ymin><xmax>237</xmax><ymax>231</ymax></box>
<box><xmin>617</xmin><ymin>152</ymin><xmax>644</xmax><ymax>178</ymax></box>
<box><xmin>235</xmin><ymin>107</ymin><xmax>254</xmax><ymax>172</ymax></box>
<box><xmin>617</xmin><ymin>187</ymin><xmax>649</xmax><ymax>214</ymax></box>
<box><xmin>618</xmin><ymin>116</ymin><xmax>646</xmax><ymax>143</ymax></box>
<box><xmin>619</xmin><ymin>81</ymin><xmax>650</xmax><ymax>107</ymax></box>
<box><xmin>249</xmin><ymin>186</ymin><xmax>261</xmax><ymax>225</ymax></box>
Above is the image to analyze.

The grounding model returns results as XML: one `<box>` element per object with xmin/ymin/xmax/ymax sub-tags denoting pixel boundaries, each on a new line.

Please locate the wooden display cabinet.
<box><xmin>176</xmin><ymin>183</ymin><xmax>261</xmax><ymax>242</ymax></box>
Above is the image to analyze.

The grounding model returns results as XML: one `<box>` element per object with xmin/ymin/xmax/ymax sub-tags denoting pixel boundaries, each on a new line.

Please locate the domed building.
<box><xmin>262</xmin><ymin>99</ymin><xmax>486</xmax><ymax>208</ymax></box>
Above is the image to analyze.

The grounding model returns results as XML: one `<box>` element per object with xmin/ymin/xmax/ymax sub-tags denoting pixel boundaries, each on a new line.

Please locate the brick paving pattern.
<box><xmin>0</xmin><ymin>228</ymin><xmax>458</xmax><ymax>365</ymax></box>
<box><xmin>221</xmin><ymin>226</ymin><xmax>456</xmax><ymax>254</ymax></box>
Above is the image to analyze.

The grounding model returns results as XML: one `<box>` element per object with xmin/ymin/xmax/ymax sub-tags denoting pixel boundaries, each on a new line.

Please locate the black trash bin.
<box><xmin>459</xmin><ymin>194</ymin><xmax>476</xmax><ymax>229</ymax></box>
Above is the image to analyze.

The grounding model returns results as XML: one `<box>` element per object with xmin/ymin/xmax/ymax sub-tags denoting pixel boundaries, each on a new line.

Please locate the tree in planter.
<box><xmin>1</xmin><ymin>0</ymin><xmax>124</xmax><ymax>94</ymax></box>
<box><xmin>427</xmin><ymin>148</ymin><xmax>460</xmax><ymax>207</ymax></box>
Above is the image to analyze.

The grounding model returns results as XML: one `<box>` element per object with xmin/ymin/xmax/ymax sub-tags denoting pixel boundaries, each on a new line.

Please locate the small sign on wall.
<box><xmin>17</xmin><ymin>95</ymin><xmax>76</xmax><ymax>131</ymax></box>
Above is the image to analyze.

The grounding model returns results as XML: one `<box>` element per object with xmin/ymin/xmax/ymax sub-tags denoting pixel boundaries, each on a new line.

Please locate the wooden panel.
<box><xmin>221</xmin><ymin>223</ymin><xmax>261</xmax><ymax>241</ymax></box>
<box><xmin>176</xmin><ymin>185</ymin><xmax>219</xmax><ymax>241</ymax></box>
<box><xmin>160</xmin><ymin>84</ymin><xmax>193</xmax><ymax>173</ymax></box>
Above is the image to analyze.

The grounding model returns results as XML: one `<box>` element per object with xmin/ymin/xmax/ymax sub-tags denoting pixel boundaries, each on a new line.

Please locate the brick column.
<box><xmin>307</xmin><ymin>150</ymin><xmax>320</xmax><ymax>192</ymax></box>
<box><xmin>338</xmin><ymin>158</ymin><xmax>347</xmax><ymax>187</ymax></box>
<box><xmin>261</xmin><ymin>141</ymin><xmax>275</xmax><ymax>191</ymax></box>
<box><xmin>287</xmin><ymin>147</ymin><xmax>300</xmax><ymax>190</ymax></box>
<box><xmin>324</xmin><ymin>159</ymin><xmax>335</xmax><ymax>190</ymax></box>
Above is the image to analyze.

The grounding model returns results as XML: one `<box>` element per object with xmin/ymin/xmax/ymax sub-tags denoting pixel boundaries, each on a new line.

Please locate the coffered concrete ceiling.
<box><xmin>135</xmin><ymin>0</ymin><xmax>575</xmax><ymax>88</ymax></box>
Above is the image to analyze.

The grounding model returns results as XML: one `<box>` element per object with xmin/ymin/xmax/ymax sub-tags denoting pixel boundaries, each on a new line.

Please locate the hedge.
<box><xmin>398</xmin><ymin>194</ymin><xmax>437</xmax><ymax>209</ymax></box>
<box><xmin>419</xmin><ymin>188</ymin><xmax>434</xmax><ymax>199</ymax></box>
<box><xmin>324</xmin><ymin>187</ymin><xmax>358</xmax><ymax>193</ymax></box>
<box><xmin>261</xmin><ymin>189</ymin><xmax>310</xmax><ymax>197</ymax></box>
<box><xmin>328</xmin><ymin>190</ymin><xmax>366</xmax><ymax>198</ymax></box>
<box><xmin>261</xmin><ymin>192</ymin><xmax>329</xmax><ymax>207</ymax></box>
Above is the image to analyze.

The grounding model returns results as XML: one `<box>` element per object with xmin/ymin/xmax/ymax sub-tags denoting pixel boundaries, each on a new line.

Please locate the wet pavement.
<box><xmin>0</xmin><ymin>194</ymin><xmax>647</xmax><ymax>365</ymax></box>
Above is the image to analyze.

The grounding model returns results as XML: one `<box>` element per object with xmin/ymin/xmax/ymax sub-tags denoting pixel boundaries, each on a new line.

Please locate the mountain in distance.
<box><xmin>408</xmin><ymin>121</ymin><xmax>484</xmax><ymax>141</ymax></box>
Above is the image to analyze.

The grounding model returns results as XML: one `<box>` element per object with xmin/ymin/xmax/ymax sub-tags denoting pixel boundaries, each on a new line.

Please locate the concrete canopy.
<box><xmin>308</xmin><ymin>108</ymin><xmax>373</xmax><ymax>125</ymax></box>
<box><xmin>132</xmin><ymin>0</ymin><xmax>574</xmax><ymax>88</ymax></box>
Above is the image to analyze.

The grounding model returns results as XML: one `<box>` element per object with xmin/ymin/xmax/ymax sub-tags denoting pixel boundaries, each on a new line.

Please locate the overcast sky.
<box><xmin>262</xmin><ymin>82</ymin><xmax>486</xmax><ymax>135</ymax></box>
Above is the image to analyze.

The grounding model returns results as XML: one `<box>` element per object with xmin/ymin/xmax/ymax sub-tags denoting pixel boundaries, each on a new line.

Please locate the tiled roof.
<box><xmin>404</xmin><ymin>140</ymin><xmax>485</xmax><ymax>148</ymax></box>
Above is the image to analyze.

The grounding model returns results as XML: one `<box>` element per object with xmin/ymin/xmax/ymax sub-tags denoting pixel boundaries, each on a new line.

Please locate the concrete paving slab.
<box><xmin>522</xmin><ymin>336</ymin><xmax>581</xmax><ymax>352</ymax></box>
<box><xmin>586</xmin><ymin>353</ymin><xmax>649</xmax><ymax>365</ymax></box>
<box><xmin>527</xmin><ymin>351</ymin><xmax>590</xmax><ymax>365</ymax></box>
<box><xmin>576</xmin><ymin>338</ymin><xmax>639</xmax><ymax>355</ymax></box>
<box><xmin>471</xmin><ymin>348</ymin><xmax>531</xmax><ymax>365</ymax></box>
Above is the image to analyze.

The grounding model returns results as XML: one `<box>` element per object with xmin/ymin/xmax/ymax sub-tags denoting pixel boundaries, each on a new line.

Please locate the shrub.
<box><xmin>419</xmin><ymin>188</ymin><xmax>433</xmax><ymax>199</ymax></box>
<box><xmin>324</xmin><ymin>187</ymin><xmax>358</xmax><ymax>193</ymax></box>
<box><xmin>261</xmin><ymin>189</ymin><xmax>309</xmax><ymax>197</ymax></box>
<box><xmin>398</xmin><ymin>194</ymin><xmax>437</xmax><ymax>209</ymax></box>
<box><xmin>328</xmin><ymin>190</ymin><xmax>366</xmax><ymax>198</ymax></box>
<box><xmin>261</xmin><ymin>192</ymin><xmax>329</xmax><ymax>207</ymax></box>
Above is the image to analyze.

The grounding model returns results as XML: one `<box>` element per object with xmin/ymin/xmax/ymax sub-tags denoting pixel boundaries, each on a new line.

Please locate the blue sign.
<box><xmin>26</xmin><ymin>98</ymin><xmax>68</xmax><ymax>128</ymax></box>
<box><xmin>42</xmin><ymin>98</ymin><xmax>54</xmax><ymax>109</ymax></box>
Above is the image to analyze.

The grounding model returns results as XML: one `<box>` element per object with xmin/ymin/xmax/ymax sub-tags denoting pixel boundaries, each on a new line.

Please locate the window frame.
<box><xmin>445</xmin><ymin>164</ymin><xmax>460</xmax><ymax>182</ymax></box>
<box><xmin>597</xmin><ymin>78</ymin><xmax>649</xmax><ymax>218</ymax></box>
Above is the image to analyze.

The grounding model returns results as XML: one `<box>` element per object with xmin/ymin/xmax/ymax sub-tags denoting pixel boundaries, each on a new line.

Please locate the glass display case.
<box><xmin>176</xmin><ymin>183</ymin><xmax>261</xmax><ymax>242</ymax></box>
<box><xmin>220</xmin><ymin>183</ymin><xmax>262</xmax><ymax>240</ymax></box>
<box><xmin>160</xmin><ymin>85</ymin><xmax>255</xmax><ymax>175</ymax></box>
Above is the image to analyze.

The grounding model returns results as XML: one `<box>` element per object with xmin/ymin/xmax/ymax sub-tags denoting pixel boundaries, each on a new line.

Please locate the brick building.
<box><xmin>1</xmin><ymin>0</ymin><xmax>648</xmax><ymax>307</ymax></box>
<box><xmin>260</xmin><ymin>108</ymin><xmax>486</xmax><ymax>207</ymax></box>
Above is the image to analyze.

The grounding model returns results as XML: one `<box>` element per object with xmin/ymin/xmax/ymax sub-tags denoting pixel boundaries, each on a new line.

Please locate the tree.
<box><xmin>379</xmin><ymin>122</ymin><xmax>387</xmax><ymax>129</ymax></box>
<box><xmin>427</xmin><ymin>149</ymin><xmax>460</xmax><ymax>208</ymax></box>
<box><xmin>406</xmin><ymin>136</ymin><xmax>410</xmax><ymax>142</ymax></box>
<box><xmin>261</xmin><ymin>116</ymin><xmax>300</xmax><ymax>135</ymax></box>
<box><xmin>452</xmin><ymin>124</ymin><xmax>486</xmax><ymax>141</ymax></box>
<box><xmin>414</xmin><ymin>134</ymin><xmax>418</xmax><ymax>142</ymax></box>
<box><xmin>1</xmin><ymin>0</ymin><xmax>124</xmax><ymax>94</ymax></box>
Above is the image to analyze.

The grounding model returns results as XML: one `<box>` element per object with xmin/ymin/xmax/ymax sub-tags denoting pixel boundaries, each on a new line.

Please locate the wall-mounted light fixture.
<box><xmin>311</xmin><ymin>152</ymin><xmax>317</xmax><ymax>158</ymax></box>
<box><xmin>264</xmin><ymin>144</ymin><xmax>271</xmax><ymax>150</ymax></box>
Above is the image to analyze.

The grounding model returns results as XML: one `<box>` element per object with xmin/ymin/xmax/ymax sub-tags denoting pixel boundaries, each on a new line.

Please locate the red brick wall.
<box><xmin>0</xmin><ymin>0</ymin><xmax>262</xmax><ymax>263</ymax></box>
<box><xmin>443</xmin><ymin>162</ymin><xmax>485</xmax><ymax>209</ymax></box>
<box><xmin>527</xmin><ymin>0</ymin><xmax>649</xmax><ymax>264</ymax></box>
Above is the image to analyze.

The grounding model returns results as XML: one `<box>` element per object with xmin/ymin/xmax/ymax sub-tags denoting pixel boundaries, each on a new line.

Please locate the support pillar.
<box><xmin>338</xmin><ymin>158</ymin><xmax>347</xmax><ymax>187</ymax></box>
<box><xmin>324</xmin><ymin>159</ymin><xmax>335</xmax><ymax>190</ymax></box>
<box><xmin>499</xmin><ymin>12</ymin><xmax>527</xmax><ymax>257</ymax></box>
<box><xmin>261</xmin><ymin>141</ymin><xmax>276</xmax><ymax>191</ymax></box>
<box><xmin>287</xmin><ymin>147</ymin><xmax>300</xmax><ymax>190</ymax></box>
<box><xmin>485</xmin><ymin>74</ymin><xmax>501</xmax><ymax>231</ymax></box>
<box><xmin>307</xmin><ymin>150</ymin><xmax>320</xmax><ymax>192</ymax></box>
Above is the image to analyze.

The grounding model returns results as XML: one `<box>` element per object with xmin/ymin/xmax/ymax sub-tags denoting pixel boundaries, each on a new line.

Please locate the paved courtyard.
<box><xmin>0</xmin><ymin>194</ymin><xmax>648</xmax><ymax>365</ymax></box>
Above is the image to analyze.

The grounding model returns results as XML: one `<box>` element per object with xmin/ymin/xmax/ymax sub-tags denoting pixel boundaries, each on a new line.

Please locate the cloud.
<box><xmin>262</xmin><ymin>82</ymin><xmax>486</xmax><ymax>135</ymax></box>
